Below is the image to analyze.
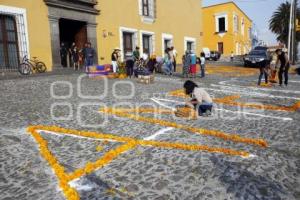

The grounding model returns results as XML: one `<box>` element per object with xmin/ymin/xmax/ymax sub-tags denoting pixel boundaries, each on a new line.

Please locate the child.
<box><xmin>200</xmin><ymin>52</ymin><xmax>206</xmax><ymax>78</ymax></box>
<box><xmin>189</xmin><ymin>51</ymin><xmax>197</xmax><ymax>78</ymax></box>
<box><xmin>183</xmin><ymin>80</ymin><xmax>213</xmax><ymax>116</ymax></box>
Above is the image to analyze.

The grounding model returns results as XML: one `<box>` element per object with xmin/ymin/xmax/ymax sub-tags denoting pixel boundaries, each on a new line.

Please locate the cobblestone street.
<box><xmin>0</xmin><ymin>67</ymin><xmax>300</xmax><ymax>200</ymax></box>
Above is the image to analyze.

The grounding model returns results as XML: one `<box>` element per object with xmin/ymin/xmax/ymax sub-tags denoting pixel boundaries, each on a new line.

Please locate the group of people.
<box><xmin>258</xmin><ymin>48</ymin><xmax>290</xmax><ymax>87</ymax></box>
<box><xmin>161</xmin><ymin>47</ymin><xmax>178</xmax><ymax>75</ymax></box>
<box><xmin>60</xmin><ymin>42</ymin><xmax>95</xmax><ymax>70</ymax></box>
<box><xmin>182</xmin><ymin>51</ymin><xmax>206</xmax><ymax>78</ymax></box>
<box><xmin>110</xmin><ymin>45</ymin><xmax>208</xmax><ymax>79</ymax></box>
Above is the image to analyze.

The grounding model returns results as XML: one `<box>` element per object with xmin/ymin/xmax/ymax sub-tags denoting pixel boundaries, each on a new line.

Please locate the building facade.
<box><xmin>97</xmin><ymin>0</ymin><xmax>203</xmax><ymax>63</ymax></box>
<box><xmin>0</xmin><ymin>0</ymin><xmax>100</xmax><ymax>71</ymax></box>
<box><xmin>0</xmin><ymin>0</ymin><xmax>203</xmax><ymax>72</ymax></box>
<box><xmin>202</xmin><ymin>2</ymin><xmax>252</xmax><ymax>56</ymax></box>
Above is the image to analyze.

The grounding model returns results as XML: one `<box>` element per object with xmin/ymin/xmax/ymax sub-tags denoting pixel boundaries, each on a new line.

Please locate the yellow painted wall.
<box><xmin>1</xmin><ymin>1</ymin><xmax>52</xmax><ymax>71</ymax></box>
<box><xmin>96</xmin><ymin>0</ymin><xmax>203</xmax><ymax>64</ymax></box>
<box><xmin>203</xmin><ymin>2</ymin><xmax>252</xmax><ymax>56</ymax></box>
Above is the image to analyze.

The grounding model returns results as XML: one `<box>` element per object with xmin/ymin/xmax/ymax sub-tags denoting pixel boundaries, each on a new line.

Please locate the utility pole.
<box><xmin>288</xmin><ymin>0</ymin><xmax>294</xmax><ymax>63</ymax></box>
<box><xmin>292</xmin><ymin>0</ymin><xmax>297</xmax><ymax>64</ymax></box>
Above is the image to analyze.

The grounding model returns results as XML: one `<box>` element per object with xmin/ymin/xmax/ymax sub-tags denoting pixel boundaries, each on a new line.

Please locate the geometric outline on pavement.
<box><xmin>168</xmin><ymin>89</ymin><xmax>300</xmax><ymax>112</ymax></box>
<box><xmin>27</xmin><ymin>125</ymin><xmax>252</xmax><ymax>200</ymax></box>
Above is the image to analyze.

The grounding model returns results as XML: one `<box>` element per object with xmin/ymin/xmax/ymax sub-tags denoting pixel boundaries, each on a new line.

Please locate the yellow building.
<box><xmin>203</xmin><ymin>2</ymin><xmax>252</xmax><ymax>56</ymax></box>
<box><xmin>96</xmin><ymin>0</ymin><xmax>203</xmax><ymax>64</ymax></box>
<box><xmin>0</xmin><ymin>0</ymin><xmax>203</xmax><ymax>72</ymax></box>
<box><xmin>0</xmin><ymin>1</ymin><xmax>52</xmax><ymax>71</ymax></box>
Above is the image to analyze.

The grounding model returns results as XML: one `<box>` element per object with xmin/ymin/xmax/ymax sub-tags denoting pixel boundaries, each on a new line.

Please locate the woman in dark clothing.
<box><xmin>276</xmin><ymin>49</ymin><xmax>290</xmax><ymax>86</ymax></box>
<box><xmin>125</xmin><ymin>53</ymin><xmax>134</xmax><ymax>78</ymax></box>
<box><xmin>72</xmin><ymin>46</ymin><xmax>80</xmax><ymax>70</ymax></box>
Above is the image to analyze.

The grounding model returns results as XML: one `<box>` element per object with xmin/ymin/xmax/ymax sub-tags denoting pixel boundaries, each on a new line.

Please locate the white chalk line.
<box><xmin>214</xmin><ymin>108</ymin><xmax>293</xmax><ymax>121</ymax></box>
<box><xmin>218</xmin><ymin>80</ymin><xmax>300</xmax><ymax>94</ymax></box>
<box><xmin>210</xmin><ymin>84</ymin><xmax>300</xmax><ymax>100</ymax></box>
<box><xmin>69</xmin><ymin>178</ymin><xmax>93</xmax><ymax>191</ymax></box>
<box><xmin>150</xmin><ymin>98</ymin><xmax>176</xmax><ymax>111</ymax></box>
<box><xmin>151</xmin><ymin>98</ymin><xmax>293</xmax><ymax>121</ymax></box>
<box><xmin>143</xmin><ymin>127</ymin><xmax>174</xmax><ymax>140</ymax></box>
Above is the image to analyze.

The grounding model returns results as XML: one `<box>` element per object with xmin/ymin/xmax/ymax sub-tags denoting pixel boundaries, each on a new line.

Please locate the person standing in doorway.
<box><xmin>189</xmin><ymin>51</ymin><xmax>197</xmax><ymax>78</ymax></box>
<box><xmin>276</xmin><ymin>49</ymin><xmax>290</xmax><ymax>86</ymax></box>
<box><xmin>171</xmin><ymin>46</ymin><xmax>177</xmax><ymax>72</ymax></box>
<box><xmin>72</xmin><ymin>46</ymin><xmax>80</xmax><ymax>70</ymax></box>
<box><xmin>200</xmin><ymin>52</ymin><xmax>206</xmax><ymax>78</ymax></box>
<box><xmin>168</xmin><ymin>48</ymin><xmax>175</xmax><ymax>74</ymax></box>
<box><xmin>182</xmin><ymin>51</ymin><xmax>190</xmax><ymax>78</ymax></box>
<box><xmin>133</xmin><ymin>46</ymin><xmax>140</xmax><ymax>62</ymax></box>
<box><xmin>230</xmin><ymin>51</ymin><xmax>234</xmax><ymax>62</ymax></box>
<box><xmin>60</xmin><ymin>43</ymin><xmax>68</xmax><ymax>67</ymax></box>
<box><xmin>111</xmin><ymin>48</ymin><xmax>120</xmax><ymax>73</ymax></box>
<box><xmin>69</xmin><ymin>42</ymin><xmax>77</xmax><ymax>68</ymax></box>
<box><xmin>83</xmin><ymin>42</ymin><xmax>95</xmax><ymax>70</ymax></box>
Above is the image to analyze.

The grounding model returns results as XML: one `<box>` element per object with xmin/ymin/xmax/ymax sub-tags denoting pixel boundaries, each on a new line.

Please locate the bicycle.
<box><xmin>18</xmin><ymin>55</ymin><xmax>47</xmax><ymax>75</ymax></box>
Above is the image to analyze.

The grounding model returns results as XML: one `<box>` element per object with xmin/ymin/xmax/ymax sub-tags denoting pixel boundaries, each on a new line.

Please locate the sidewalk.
<box><xmin>0</xmin><ymin>67</ymin><xmax>83</xmax><ymax>81</ymax></box>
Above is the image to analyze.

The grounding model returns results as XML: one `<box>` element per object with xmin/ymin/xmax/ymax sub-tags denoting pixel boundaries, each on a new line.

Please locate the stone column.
<box><xmin>86</xmin><ymin>23</ymin><xmax>98</xmax><ymax>64</ymax></box>
<box><xmin>48</xmin><ymin>16</ymin><xmax>61</xmax><ymax>68</ymax></box>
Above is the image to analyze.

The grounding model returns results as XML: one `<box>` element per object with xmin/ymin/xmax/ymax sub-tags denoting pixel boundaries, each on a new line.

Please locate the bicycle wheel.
<box><xmin>18</xmin><ymin>63</ymin><xmax>31</xmax><ymax>75</ymax></box>
<box><xmin>36</xmin><ymin>62</ymin><xmax>47</xmax><ymax>73</ymax></box>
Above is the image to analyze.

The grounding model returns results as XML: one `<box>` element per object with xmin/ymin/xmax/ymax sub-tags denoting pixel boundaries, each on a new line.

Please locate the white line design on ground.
<box><xmin>209</xmin><ymin>85</ymin><xmax>300</xmax><ymax>100</ymax></box>
<box><xmin>214</xmin><ymin>108</ymin><xmax>293</xmax><ymax>121</ymax></box>
<box><xmin>151</xmin><ymin>97</ymin><xmax>293</xmax><ymax>121</ymax></box>
<box><xmin>37</xmin><ymin>130</ymin><xmax>117</xmax><ymax>142</ymax></box>
<box><xmin>218</xmin><ymin>80</ymin><xmax>300</xmax><ymax>94</ymax></box>
<box><xmin>69</xmin><ymin>178</ymin><xmax>93</xmax><ymax>191</ymax></box>
<box><xmin>150</xmin><ymin>98</ymin><xmax>176</xmax><ymax>110</ymax></box>
<box><xmin>143</xmin><ymin>127</ymin><xmax>175</xmax><ymax>141</ymax></box>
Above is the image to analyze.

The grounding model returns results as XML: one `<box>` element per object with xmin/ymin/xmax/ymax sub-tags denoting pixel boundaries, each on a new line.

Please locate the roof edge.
<box><xmin>202</xmin><ymin>1</ymin><xmax>252</xmax><ymax>22</ymax></box>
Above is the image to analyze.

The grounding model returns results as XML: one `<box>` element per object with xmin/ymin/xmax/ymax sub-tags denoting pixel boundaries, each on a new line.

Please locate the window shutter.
<box><xmin>149</xmin><ymin>0</ymin><xmax>154</xmax><ymax>18</ymax></box>
<box><xmin>138</xmin><ymin>0</ymin><xmax>143</xmax><ymax>15</ymax></box>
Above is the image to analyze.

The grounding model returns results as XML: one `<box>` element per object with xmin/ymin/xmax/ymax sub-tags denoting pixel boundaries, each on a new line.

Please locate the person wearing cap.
<box><xmin>275</xmin><ymin>48</ymin><xmax>290</xmax><ymax>86</ymax></box>
<box><xmin>133</xmin><ymin>46</ymin><xmax>140</xmax><ymax>62</ymax></box>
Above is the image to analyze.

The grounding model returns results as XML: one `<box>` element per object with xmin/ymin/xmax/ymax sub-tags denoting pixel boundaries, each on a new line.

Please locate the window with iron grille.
<box><xmin>0</xmin><ymin>15</ymin><xmax>19</xmax><ymax>70</ymax></box>
<box><xmin>0</xmin><ymin>6</ymin><xmax>29</xmax><ymax>71</ymax></box>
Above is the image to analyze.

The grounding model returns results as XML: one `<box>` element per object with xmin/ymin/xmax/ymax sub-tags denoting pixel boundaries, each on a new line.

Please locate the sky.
<box><xmin>203</xmin><ymin>0</ymin><xmax>289</xmax><ymax>46</ymax></box>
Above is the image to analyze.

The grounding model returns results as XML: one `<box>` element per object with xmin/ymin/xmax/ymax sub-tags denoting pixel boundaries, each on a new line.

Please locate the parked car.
<box><xmin>244</xmin><ymin>50</ymin><xmax>270</xmax><ymax>67</ymax></box>
<box><xmin>210</xmin><ymin>51</ymin><xmax>221</xmax><ymax>61</ymax></box>
<box><xmin>254</xmin><ymin>46</ymin><xmax>268</xmax><ymax>51</ymax></box>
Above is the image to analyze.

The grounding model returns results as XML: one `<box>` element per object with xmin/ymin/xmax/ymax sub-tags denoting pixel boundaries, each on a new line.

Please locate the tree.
<box><xmin>269</xmin><ymin>1</ymin><xmax>300</xmax><ymax>47</ymax></box>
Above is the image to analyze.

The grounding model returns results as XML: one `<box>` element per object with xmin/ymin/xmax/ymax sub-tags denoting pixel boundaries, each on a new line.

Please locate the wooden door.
<box><xmin>75</xmin><ymin>25</ymin><xmax>87</xmax><ymax>49</ymax></box>
<box><xmin>123</xmin><ymin>32</ymin><xmax>133</xmax><ymax>55</ymax></box>
<box><xmin>218</xmin><ymin>42</ymin><xmax>224</xmax><ymax>54</ymax></box>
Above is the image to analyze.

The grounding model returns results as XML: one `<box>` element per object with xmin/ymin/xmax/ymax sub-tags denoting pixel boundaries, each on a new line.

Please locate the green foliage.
<box><xmin>269</xmin><ymin>1</ymin><xmax>300</xmax><ymax>45</ymax></box>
